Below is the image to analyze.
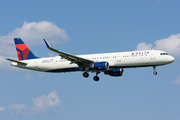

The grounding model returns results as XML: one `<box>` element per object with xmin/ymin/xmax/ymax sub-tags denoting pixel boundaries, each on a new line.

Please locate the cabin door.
<box><xmin>117</xmin><ymin>54</ymin><xmax>121</xmax><ymax>62</ymax></box>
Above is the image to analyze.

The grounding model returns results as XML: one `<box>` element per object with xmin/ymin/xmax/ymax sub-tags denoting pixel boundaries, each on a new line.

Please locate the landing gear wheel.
<box><xmin>153</xmin><ymin>71</ymin><xmax>157</xmax><ymax>75</ymax></box>
<box><xmin>93</xmin><ymin>76</ymin><xmax>99</xmax><ymax>81</ymax></box>
<box><xmin>83</xmin><ymin>72</ymin><xmax>89</xmax><ymax>78</ymax></box>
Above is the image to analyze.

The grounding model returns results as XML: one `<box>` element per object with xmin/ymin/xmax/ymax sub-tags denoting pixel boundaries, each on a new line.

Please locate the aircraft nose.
<box><xmin>169</xmin><ymin>56</ymin><xmax>175</xmax><ymax>63</ymax></box>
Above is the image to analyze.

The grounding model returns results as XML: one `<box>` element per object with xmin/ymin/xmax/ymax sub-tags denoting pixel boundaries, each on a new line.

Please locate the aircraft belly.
<box><xmin>38</xmin><ymin>62</ymin><xmax>80</xmax><ymax>72</ymax></box>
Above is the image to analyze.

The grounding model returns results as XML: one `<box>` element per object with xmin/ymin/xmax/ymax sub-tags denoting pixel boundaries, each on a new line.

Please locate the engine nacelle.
<box><xmin>91</xmin><ymin>62</ymin><xmax>109</xmax><ymax>70</ymax></box>
<box><xmin>104</xmin><ymin>68</ymin><xmax>124</xmax><ymax>76</ymax></box>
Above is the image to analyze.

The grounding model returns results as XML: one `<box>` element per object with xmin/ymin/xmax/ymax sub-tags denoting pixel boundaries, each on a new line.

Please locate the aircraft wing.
<box><xmin>6</xmin><ymin>58</ymin><xmax>27</xmax><ymax>65</ymax></box>
<box><xmin>44</xmin><ymin>39</ymin><xmax>94</xmax><ymax>68</ymax></box>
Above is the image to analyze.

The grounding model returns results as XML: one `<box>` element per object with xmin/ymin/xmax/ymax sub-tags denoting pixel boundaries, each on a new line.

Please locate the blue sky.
<box><xmin>0</xmin><ymin>0</ymin><xmax>180</xmax><ymax>120</ymax></box>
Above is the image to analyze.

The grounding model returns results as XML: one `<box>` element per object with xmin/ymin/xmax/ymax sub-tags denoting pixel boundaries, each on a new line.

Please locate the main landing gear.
<box><xmin>82</xmin><ymin>71</ymin><xmax>100</xmax><ymax>82</ymax></box>
<box><xmin>93</xmin><ymin>71</ymin><xmax>100</xmax><ymax>81</ymax></box>
<box><xmin>153</xmin><ymin>66</ymin><xmax>157</xmax><ymax>75</ymax></box>
<box><xmin>83</xmin><ymin>72</ymin><xmax>89</xmax><ymax>78</ymax></box>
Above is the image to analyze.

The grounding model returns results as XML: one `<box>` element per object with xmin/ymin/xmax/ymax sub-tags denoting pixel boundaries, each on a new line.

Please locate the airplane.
<box><xmin>6</xmin><ymin>38</ymin><xmax>175</xmax><ymax>81</ymax></box>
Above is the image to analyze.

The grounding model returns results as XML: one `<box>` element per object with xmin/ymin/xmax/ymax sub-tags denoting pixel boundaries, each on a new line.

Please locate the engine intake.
<box><xmin>104</xmin><ymin>68</ymin><xmax>124</xmax><ymax>76</ymax></box>
<box><xmin>91</xmin><ymin>62</ymin><xmax>109</xmax><ymax>70</ymax></box>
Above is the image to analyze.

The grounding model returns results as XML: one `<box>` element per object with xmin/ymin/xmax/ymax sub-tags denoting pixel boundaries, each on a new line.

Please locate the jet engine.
<box><xmin>104</xmin><ymin>68</ymin><xmax>124</xmax><ymax>76</ymax></box>
<box><xmin>91</xmin><ymin>61</ymin><xmax>109</xmax><ymax>70</ymax></box>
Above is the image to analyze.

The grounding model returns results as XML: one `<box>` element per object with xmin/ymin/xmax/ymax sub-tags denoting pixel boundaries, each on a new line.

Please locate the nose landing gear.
<box><xmin>153</xmin><ymin>66</ymin><xmax>157</xmax><ymax>75</ymax></box>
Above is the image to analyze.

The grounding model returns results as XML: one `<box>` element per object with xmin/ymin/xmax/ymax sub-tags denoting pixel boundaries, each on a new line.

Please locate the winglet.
<box><xmin>44</xmin><ymin>39</ymin><xmax>51</xmax><ymax>49</ymax></box>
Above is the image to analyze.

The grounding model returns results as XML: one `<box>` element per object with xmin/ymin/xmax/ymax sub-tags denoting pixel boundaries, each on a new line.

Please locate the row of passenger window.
<box><xmin>123</xmin><ymin>54</ymin><xmax>148</xmax><ymax>57</ymax></box>
<box><xmin>42</xmin><ymin>56</ymin><xmax>118</xmax><ymax>63</ymax></box>
<box><xmin>90</xmin><ymin>56</ymin><xmax>117</xmax><ymax>60</ymax></box>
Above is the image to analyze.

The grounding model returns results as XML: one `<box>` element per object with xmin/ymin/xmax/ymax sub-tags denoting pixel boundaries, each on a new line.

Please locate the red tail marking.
<box><xmin>15</xmin><ymin>44</ymin><xmax>30</xmax><ymax>60</ymax></box>
<box><xmin>17</xmin><ymin>51</ymin><xmax>22</xmax><ymax>61</ymax></box>
<box><xmin>23</xmin><ymin>48</ymin><xmax>30</xmax><ymax>60</ymax></box>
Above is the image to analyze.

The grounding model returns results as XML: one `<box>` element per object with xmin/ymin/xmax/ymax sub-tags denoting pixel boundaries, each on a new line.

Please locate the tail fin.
<box><xmin>14</xmin><ymin>38</ymin><xmax>39</xmax><ymax>61</ymax></box>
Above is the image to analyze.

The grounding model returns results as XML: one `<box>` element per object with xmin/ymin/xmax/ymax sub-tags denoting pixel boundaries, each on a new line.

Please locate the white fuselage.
<box><xmin>11</xmin><ymin>50</ymin><xmax>175</xmax><ymax>73</ymax></box>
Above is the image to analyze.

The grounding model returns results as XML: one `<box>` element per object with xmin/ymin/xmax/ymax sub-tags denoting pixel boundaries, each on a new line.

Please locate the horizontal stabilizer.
<box><xmin>6</xmin><ymin>58</ymin><xmax>27</xmax><ymax>65</ymax></box>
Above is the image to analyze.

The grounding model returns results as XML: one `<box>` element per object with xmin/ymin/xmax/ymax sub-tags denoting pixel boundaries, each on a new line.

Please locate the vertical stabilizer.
<box><xmin>14</xmin><ymin>38</ymin><xmax>39</xmax><ymax>61</ymax></box>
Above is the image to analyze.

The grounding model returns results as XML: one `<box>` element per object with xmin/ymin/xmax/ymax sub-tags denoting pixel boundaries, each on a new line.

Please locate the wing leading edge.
<box><xmin>43</xmin><ymin>39</ymin><xmax>94</xmax><ymax>69</ymax></box>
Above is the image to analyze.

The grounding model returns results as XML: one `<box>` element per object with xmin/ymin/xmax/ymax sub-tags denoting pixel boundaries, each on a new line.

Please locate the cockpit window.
<box><xmin>160</xmin><ymin>53</ymin><xmax>169</xmax><ymax>55</ymax></box>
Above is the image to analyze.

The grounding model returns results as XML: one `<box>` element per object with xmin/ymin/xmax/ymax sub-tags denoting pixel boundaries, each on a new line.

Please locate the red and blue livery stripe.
<box><xmin>14</xmin><ymin>38</ymin><xmax>39</xmax><ymax>61</ymax></box>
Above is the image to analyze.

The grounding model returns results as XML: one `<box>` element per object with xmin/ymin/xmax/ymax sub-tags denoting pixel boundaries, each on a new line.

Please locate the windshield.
<box><xmin>160</xmin><ymin>53</ymin><xmax>169</xmax><ymax>55</ymax></box>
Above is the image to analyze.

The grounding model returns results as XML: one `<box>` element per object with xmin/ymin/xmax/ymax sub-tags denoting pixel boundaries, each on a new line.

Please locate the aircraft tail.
<box><xmin>14</xmin><ymin>38</ymin><xmax>39</xmax><ymax>61</ymax></box>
